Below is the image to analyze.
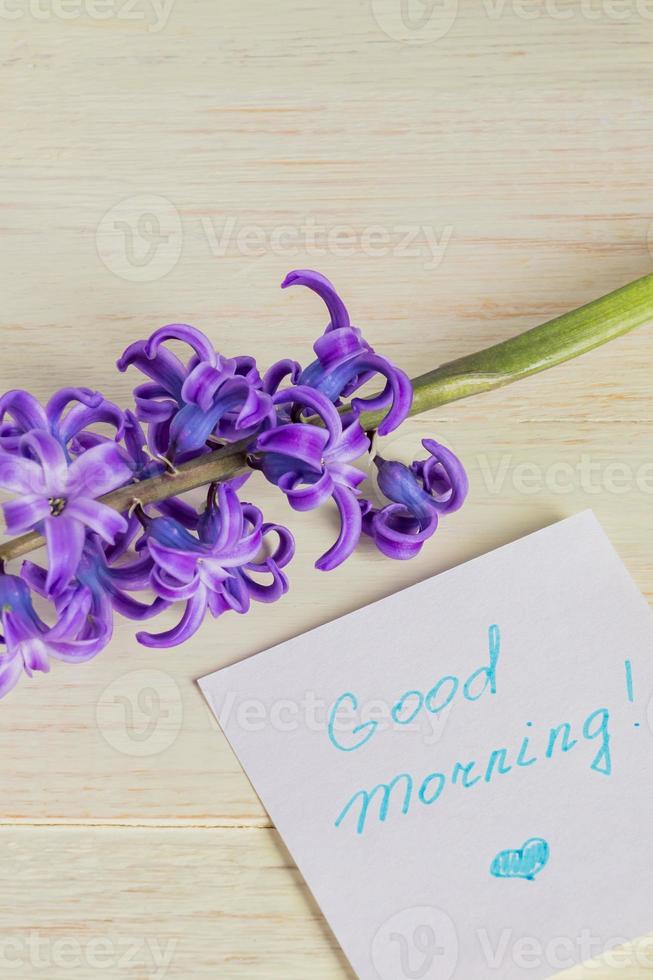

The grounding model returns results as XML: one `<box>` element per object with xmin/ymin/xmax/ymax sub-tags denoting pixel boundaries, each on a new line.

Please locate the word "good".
<box><xmin>328</xmin><ymin>625</ymin><xmax>501</xmax><ymax>753</ymax></box>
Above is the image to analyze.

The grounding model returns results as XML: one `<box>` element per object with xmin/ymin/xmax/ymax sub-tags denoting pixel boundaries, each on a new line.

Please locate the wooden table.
<box><xmin>1</xmin><ymin>1</ymin><xmax>652</xmax><ymax>976</ymax></box>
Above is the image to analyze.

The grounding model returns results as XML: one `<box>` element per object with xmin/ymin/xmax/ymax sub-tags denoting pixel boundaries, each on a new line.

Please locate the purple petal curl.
<box><xmin>144</xmin><ymin>324</ymin><xmax>218</xmax><ymax>367</ymax></box>
<box><xmin>269</xmin><ymin>385</ymin><xmax>343</xmax><ymax>448</ymax></box>
<box><xmin>46</xmin><ymin>388</ymin><xmax>103</xmax><ymax>426</ymax></box>
<box><xmin>0</xmin><ymin>390</ymin><xmax>49</xmax><ymax>434</ymax></box>
<box><xmin>410</xmin><ymin>439</ymin><xmax>469</xmax><ymax>514</ymax></box>
<box><xmin>277</xmin><ymin>469</ymin><xmax>335</xmax><ymax>512</ymax></box>
<box><xmin>361</xmin><ymin>439</ymin><xmax>468</xmax><ymax>560</ymax></box>
<box><xmin>282</xmin><ymin>271</ymin><xmax>413</xmax><ymax>434</ymax></box>
<box><xmin>282</xmin><ymin>269</ymin><xmax>351</xmax><ymax>331</ymax></box>
<box><xmin>254</xmin><ymin>424</ymin><xmax>329</xmax><ymax>471</ymax></box>
<box><xmin>137</xmin><ymin>586</ymin><xmax>208</xmax><ymax>649</ymax></box>
<box><xmin>117</xmin><ymin>339</ymin><xmax>187</xmax><ymax>397</ymax></box>
<box><xmin>315</xmin><ymin>484</ymin><xmax>363</xmax><ymax>571</ymax></box>
<box><xmin>262</xmin><ymin>359</ymin><xmax>302</xmax><ymax>394</ymax></box>
<box><xmin>365</xmin><ymin>503</ymin><xmax>439</xmax><ymax>561</ymax></box>
<box><xmin>56</xmin><ymin>398</ymin><xmax>126</xmax><ymax>446</ymax></box>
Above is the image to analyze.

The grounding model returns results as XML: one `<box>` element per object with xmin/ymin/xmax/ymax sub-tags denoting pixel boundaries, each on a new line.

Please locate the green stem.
<box><xmin>357</xmin><ymin>271</ymin><xmax>653</xmax><ymax>430</ymax></box>
<box><xmin>0</xmin><ymin>272</ymin><xmax>652</xmax><ymax>565</ymax></box>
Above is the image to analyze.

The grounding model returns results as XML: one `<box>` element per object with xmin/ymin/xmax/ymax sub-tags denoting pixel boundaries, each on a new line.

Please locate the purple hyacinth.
<box><xmin>0</xmin><ymin>432</ymin><xmax>133</xmax><ymax>595</ymax></box>
<box><xmin>0</xmin><ymin>387</ymin><xmax>124</xmax><ymax>454</ymax></box>
<box><xmin>118</xmin><ymin>324</ymin><xmax>276</xmax><ymax>459</ymax></box>
<box><xmin>251</xmin><ymin>385</ymin><xmax>370</xmax><ymax>570</ymax></box>
<box><xmin>23</xmin><ymin>534</ymin><xmax>168</xmax><ymax>628</ymax></box>
<box><xmin>0</xmin><ymin>268</ymin><xmax>469</xmax><ymax>699</ymax></box>
<box><xmin>362</xmin><ymin>439</ymin><xmax>469</xmax><ymax>560</ymax></box>
<box><xmin>0</xmin><ymin>571</ymin><xmax>112</xmax><ymax>699</ymax></box>
<box><xmin>282</xmin><ymin>270</ymin><xmax>413</xmax><ymax>435</ymax></box>
<box><xmin>135</xmin><ymin>483</ymin><xmax>295</xmax><ymax>648</ymax></box>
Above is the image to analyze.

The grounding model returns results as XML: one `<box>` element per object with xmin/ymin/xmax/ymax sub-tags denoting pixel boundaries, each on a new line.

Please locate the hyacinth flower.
<box><xmin>23</xmin><ymin>534</ymin><xmax>168</xmax><ymax>637</ymax></box>
<box><xmin>251</xmin><ymin>385</ymin><xmax>370</xmax><ymax>570</ymax></box>
<box><xmin>0</xmin><ymin>264</ymin><xmax>516</xmax><ymax>698</ymax></box>
<box><xmin>362</xmin><ymin>440</ymin><xmax>469</xmax><ymax>560</ymax></box>
<box><xmin>118</xmin><ymin>324</ymin><xmax>276</xmax><ymax>459</ymax></box>
<box><xmin>0</xmin><ymin>387</ymin><xmax>124</xmax><ymax>454</ymax></box>
<box><xmin>135</xmin><ymin>483</ymin><xmax>294</xmax><ymax>648</ymax></box>
<box><xmin>282</xmin><ymin>269</ymin><xmax>413</xmax><ymax>435</ymax></box>
<box><xmin>0</xmin><ymin>431</ymin><xmax>133</xmax><ymax>595</ymax></box>
<box><xmin>0</xmin><ymin>570</ymin><xmax>113</xmax><ymax>699</ymax></box>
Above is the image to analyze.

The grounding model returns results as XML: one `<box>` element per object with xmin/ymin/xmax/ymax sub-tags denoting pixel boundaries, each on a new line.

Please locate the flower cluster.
<box><xmin>0</xmin><ymin>270</ymin><xmax>467</xmax><ymax>698</ymax></box>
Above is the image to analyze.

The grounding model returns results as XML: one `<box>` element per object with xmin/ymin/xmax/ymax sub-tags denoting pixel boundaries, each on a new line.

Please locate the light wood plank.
<box><xmin>0</xmin><ymin>827</ymin><xmax>351</xmax><ymax>978</ymax></box>
<box><xmin>1</xmin><ymin>827</ymin><xmax>652</xmax><ymax>979</ymax></box>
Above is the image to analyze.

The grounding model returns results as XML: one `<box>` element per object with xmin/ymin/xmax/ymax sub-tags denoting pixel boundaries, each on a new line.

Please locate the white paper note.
<box><xmin>199</xmin><ymin>511</ymin><xmax>653</xmax><ymax>980</ymax></box>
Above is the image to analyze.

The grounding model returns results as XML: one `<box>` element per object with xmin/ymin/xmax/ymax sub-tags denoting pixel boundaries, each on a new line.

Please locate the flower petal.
<box><xmin>271</xmin><ymin>385</ymin><xmax>342</xmax><ymax>448</ymax></box>
<box><xmin>262</xmin><ymin>359</ymin><xmax>301</xmax><ymax>394</ymax></box>
<box><xmin>65</xmin><ymin>498</ymin><xmax>128</xmax><ymax>543</ymax></box>
<box><xmin>239</xmin><ymin>563</ymin><xmax>289</xmax><ymax>604</ymax></box>
<box><xmin>315</xmin><ymin>485</ymin><xmax>363</xmax><ymax>571</ymax></box>
<box><xmin>181</xmin><ymin>362</ymin><xmax>226</xmax><ymax>412</ymax></box>
<box><xmin>137</xmin><ymin>587</ymin><xmax>208</xmax><ymax>648</ymax></box>
<box><xmin>255</xmin><ymin>523</ymin><xmax>296</xmax><ymax>570</ymax></box>
<box><xmin>0</xmin><ymin>452</ymin><xmax>46</xmax><ymax>495</ymax></box>
<box><xmin>330</xmin><ymin>421</ymin><xmax>370</xmax><ymax>463</ymax></box>
<box><xmin>375</xmin><ymin>457</ymin><xmax>437</xmax><ymax>525</ymax></box>
<box><xmin>20</xmin><ymin>561</ymin><xmax>49</xmax><ymax>596</ymax></box>
<box><xmin>414</xmin><ymin>439</ymin><xmax>469</xmax><ymax>514</ymax></box>
<box><xmin>20</xmin><ymin>431</ymin><xmax>69</xmax><ymax>495</ymax></box>
<box><xmin>67</xmin><ymin>442</ymin><xmax>133</xmax><ymax>498</ymax></box>
<box><xmin>0</xmin><ymin>390</ymin><xmax>48</xmax><ymax>432</ymax></box>
<box><xmin>110</xmin><ymin>592</ymin><xmax>170</xmax><ymax>622</ymax></box>
<box><xmin>48</xmin><ymin>633</ymin><xmax>111</xmax><ymax>663</ymax></box>
<box><xmin>144</xmin><ymin>324</ymin><xmax>217</xmax><ymax>367</ymax></box>
<box><xmin>57</xmin><ymin>400</ymin><xmax>125</xmax><ymax>445</ymax></box>
<box><xmin>279</xmin><ymin>470</ymin><xmax>334</xmax><ymax>512</ymax></box>
<box><xmin>347</xmin><ymin>355</ymin><xmax>413</xmax><ymax>435</ymax></box>
<box><xmin>255</xmin><ymin>424</ymin><xmax>329</xmax><ymax>469</ymax></box>
<box><xmin>220</xmin><ymin>574</ymin><xmax>251</xmax><ymax>615</ymax></box>
<box><xmin>44</xmin><ymin>516</ymin><xmax>86</xmax><ymax>596</ymax></box>
<box><xmin>20</xmin><ymin>637</ymin><xmax>51</xmax><ymax>674</ymax></box>
<box><xmin>47</xmin><ymin>587</ymin><xmax>93</xmax><ymax>640</ymax></box>
<box><xmin>281</xmin><ymin>269</ymin><xmax>351</xmax><ymax>331</ymax></box>
<box><xmin>117</xmin><ymin>339</ymin><xmax>186</xmax><ymax>396</ymax></box>
<box><xmin>329</xmin><ymin>461</ymin><xmax>367</xmax><ymax>491</ymax></box>
<box><xmin>133</xmin><ymin>382</ymin><xmax>178</xmax><ymax>422</ymax></box>
<box><xmin>200</xmin><ymin>484</ymin><xmax>243</xmax><ymax>553</ymax></box>
<box><xmin>46</xmin><ymin>388</ymin><xmax>102</xmax><ymax>426</ymax></box>
<box><xmin>198</xmin><ymin>558</ymin><xmax>231</xmax><ymax>592</ymax></box>
<box><xmin>370</xmin><ymin>503</ymin><xmax>438</xmax><ymax>560</ymax></box>
<box><xmin>313</xmin><ymin>326</ymin><xmax>367</xmax><ymax>371</ymax></box>
<box><xmin>3</xmin><ymin>495</ymin><xmax>50</xmax><ymax>534</ymax></box>
<box><xmin>151</xmin><ymin>567</ymin><xmax>201</xmax><ymax>601</ymax></box>
<box><xmin>148</xmin><ymin>540</ymin><xmax>201</xmax><ymax>584</ymax></box>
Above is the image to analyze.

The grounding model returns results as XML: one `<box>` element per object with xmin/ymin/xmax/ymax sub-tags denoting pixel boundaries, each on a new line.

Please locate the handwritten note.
<box><xmin>199</xmin><ymin>512</ymin><xmax>653</xmax><ymax>979</ymax></box>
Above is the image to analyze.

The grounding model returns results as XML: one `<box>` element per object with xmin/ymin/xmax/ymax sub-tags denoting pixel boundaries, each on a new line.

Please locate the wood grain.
<box><xmin>1</xmin><ymin>0</ymin><xmax>652</xmax><ymax>975</ymax></box>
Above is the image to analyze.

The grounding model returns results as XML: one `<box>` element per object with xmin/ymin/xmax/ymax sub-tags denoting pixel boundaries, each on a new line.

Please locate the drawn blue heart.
<box><xmin>490</xmin><ymin>838</ymin><xmax>550</xmax><ymax>881</ymax></box>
